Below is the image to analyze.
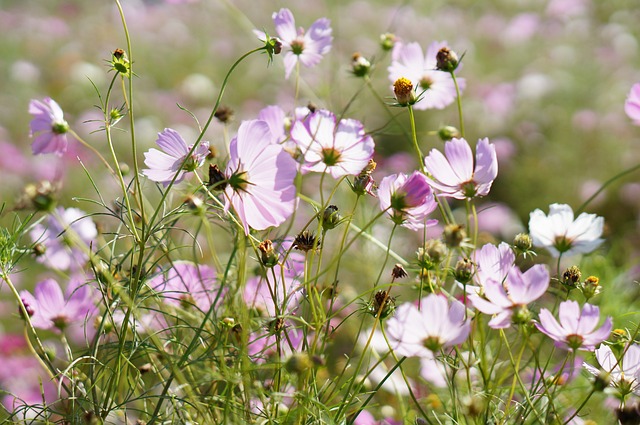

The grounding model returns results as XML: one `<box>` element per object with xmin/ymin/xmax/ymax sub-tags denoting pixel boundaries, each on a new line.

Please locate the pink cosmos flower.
<box><xmin>424</xmin><ymin>137</ymin><xmax>498</xmax><ymax>200</ymax></box>
<box><xmin>29</xmin><ymin>98</ymin><xmax>69</xmax><ymax>156</ymax></box>
<box><xmin>469</xmin><ymin>264</ymin><xmax>549</xmax><ymax>329</ymax></box>
<box><xmin>149</xmin><ymin>262</ymin><xmax>225</xmax><ymax>313</ymax></box>
<box><xmin>388</xmin><ymin>41</ymin><xmax>465</xmax><ymax>110</ymax></box>
<box><xmin>625</xmin><ymin>83</ymin><xmax>640</xmax><ymax>125</ymax></box>
<box><xmin>30</xmin><ymin>207</ymin><xmax>97</xmax><ymax>271</ymax></box>
<box><xmin>536</xmin><ymin>300</ymin><xmax>612</xmax><ymax>351</ymax></box>
<box><xmin>262</xmin><ymin>8</ymin><xmax>332</xmax><ymax>79</ymax></box>
<box><xmin>142</xmin><ymin>128</ymin><xmax>209</xmax><ymax>186</ymax></box>
<box><xmin>462</xmin><ymin>242</ymin><xmax>515</xmax><ymax>295</ymax></box>
<box><xmin>386</xmin><ymin>294</ymin><xmax>471</xmax><ymax>356</ymax></box>
<box><xmin>377</xmin><ymin>171</ymin><xmax>438</xmax><ymax>231</ymax></box>
<box><xmin>20</xmin><ymin>277</ymin><xmax>97</xmax><ymax>333</ymax></box>
<box><xmin>290</xmin><ymin>109</ymin><xmax>375</xmax><ymax>178</ymax></box>
<box><xmin>224</xmin><ymin>119</ymin><xmax>298</xmax><ymax>235</ymax></box>
<box><xmin>528</xmin><ymin>203</ymin><xmax>604</xmax><ymax>257</ymax></box>
<box><xmin>583</xmin><ymin>344</ymin><xmax>640</xmax><ymax>395</ymax></box>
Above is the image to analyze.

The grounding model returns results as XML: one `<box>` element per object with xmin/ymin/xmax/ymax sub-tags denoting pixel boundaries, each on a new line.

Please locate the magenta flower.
<box><xmin>30</xmin><ymin>207</ymin><xmax>97</xmax><ymax>271</ymax></box>
<box><xmin>625</xmin><ymin>83</ymin><xmax>640</xmax><ymax>125</ymax></box>
<box><xmin>377</xmin><ymin>171</ymin><xmax>438</xmax><ymax>231</ymax></box>
<box><xmin>263</xmin><ymin>8</ymin><xmax>332</xmax><ymax>79</ymax></box>
<box><xmin>20</xmin><ymin>277</ymin><xmax>97</xmax><ymax>332</ymax></box>
<box><xmin>528</xmin><ymin>203</ymin><xmax>604</xmax><ymax>257</ymax></box>
<box><xmin>536</xmin><ymin>300</ymin><xmax>612</xmax><ymax>351</ymax></box>
<box><xmin>424</xmin><ymin>137</ymin><xmax>498</xmax><ymax>200</ymax></box>
<box><xmin>149</xmin><ymin>262</ymin><xmax>225</xmax><ymax>313</ymax></box>
<box><xmin>469</xmin><ymin>264</ymin><xmax>549</xmax><ymax>329</ymax></box>
<box><xmin>142</xmin><ymin>128</ymin><xmax>209</xmax><ymax>186</ymax></box>
<box><xmin>224</xmin><ymin>119</ymin><xmax>298</xmax><ymax>235</ymax></box>
<box><xmin>386</xmin><ymin>294</ymin><xmax>471</xmax><ymax>356</ymax></box>
<box><xmin>290</xmin><ymin>109</ymin><xmax>375</xmax><ymax>178</ymax></box>
<box><xmin>583</xmin><ymin>344</ymin><xmax>640</xmax><ymax>395</ymax></box>
<box><xmin>388</xmin><ymin>41</ymin><xmax>464</xmax><ymax>110</ymax></box>
<box><xmin>29</xmin><ymin>98</ymin><xmax>69</xmax><ymax>156</ymax></box>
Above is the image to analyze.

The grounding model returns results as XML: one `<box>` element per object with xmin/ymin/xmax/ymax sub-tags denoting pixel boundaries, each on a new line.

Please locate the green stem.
<box><xmin>407</xmin><ymin>105</ymin><xmax>425</xmax><ymax>173</ymax></box>
<box><xmin>450</xmin><ymin>70</ymin><xmax>465</xmax><ymax>138</ymax></box>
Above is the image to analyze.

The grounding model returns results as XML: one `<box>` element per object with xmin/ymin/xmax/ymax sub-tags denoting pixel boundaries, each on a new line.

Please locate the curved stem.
<box><xmin>450</xmin><ymin>71</ymin><xmax>465</xmax><ymax>138</ymax></box>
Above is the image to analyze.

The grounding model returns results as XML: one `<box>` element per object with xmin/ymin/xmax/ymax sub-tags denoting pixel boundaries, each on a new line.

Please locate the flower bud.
<box><xmin>214</xmin><ymin>105</ymin><xmax>234</xmax><ymax>124</ymax></box>
<box><xmin>285</xmin><ymin>352</ymin><xmax>313</xmax><ymax>374</ymax></box>
<box><xmin>438</xmin><ymin>125</ymin><xmax>461</xmax><ymax>141</ymax></box>
<box><xmin>417</xmin><ymin>239</ymin><xmax>447</xmax><ymax>270</ymax></box>
<box><xmin>512</xmin><ymin>305</ymin><xmax>532</xmax><ymax>325</ymax></box>
<box><xmin>393</xmin><ymin>77</ymin><xmax>417</xmax><ymax>106</ymax></box>
<box><xmin>184</xmin><ymin>195</ymin><xmax>204</xmax><ymax>214</ymax></box>
<box><xmin>436</xmin><ymin>47</ymin><xmax>459</xmax><ymax>72</ymax></box>
<box><xmin>369</xmin><ymin>290</ymin><xmax>396</xmax><ymax>319</ymax></box>
<box><xmin>321</xmin><ymin>205</ymin><xmax>342</xmax><ymax>231</ymax></box>
<box><xmin>111</xmin><ymin>48</ymin><xmax>131</xmax><ymax>77</ymax></box>
<box><xmin>454</xmin><ymin>258</ymin><xmax>473</xmax><ymax>284</ymax></box>
<box><xmin>258</xmin><ymin>239</ymin><xmax>278</xmax><ymax>268</ymax></box>
<box><xmin>207</xmin><ymin>164</ymin><xmax>227</xmax><ymax>190</ymax></box>
<box><xmin>443</xmin><ymin>224</ymin><xmax>466</xmax><ymax>248</ymax></box>
<box><xmin>18</xmin><ymin>181</ymin><xmax>58</xmax><ymax>211</ymax></box>
<box><xmin>513</xmin><ymin>233</ymin><xmax>533</xmax><ymax>252</ymax></box>
<box><xmin>593</xmin><ymin>370</ymin><xmax>611</xmax><ymax>392</ymax></box>
<box><xmin>581</xmin><ymin>275</ymin><xmax>601</xmax><ymax>300</ymax></box>
<box><xmin>380</xmin><ymin>33</ymin><xmax>396</xmax><ymax>51</ymax></box>
<box><xmin>351</xmin><ymin>52</ymin><xmax>371</xmax><ymax>78</ymax></box>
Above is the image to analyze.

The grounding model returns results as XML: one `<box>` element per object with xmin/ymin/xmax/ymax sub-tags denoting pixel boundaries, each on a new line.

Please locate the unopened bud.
<box><xmin>562</xmin><ymin>266</ymin><xmax>582</xmax><ymax>290</ymax></box>
<box><xmin>258</xmin><ymin>239</ymin><xmax>278</xmax><ymax>268</ymax></box>
<box><xmin>454</xmin><ymin>258</ymin><xmax>473</xmax><ymax>284</ymax></box>
<box><xmin>214</xmin><ymin>105</ymin><xmax>234</xmax><ymax>124</ymax></box>
<box><xmin>351</xmin><ymin>52</ymin><xmax>371</xmax><ymax>78</ymax></box>
<box><xmin>513</xmin><ymin>233</ymin><xmax>533</xmax><ymax>252</ymax></box>
<box><xmin>285</xmin><ymin>352</ymin><xmax>313</xmax><ymax>374</ymax></box>
<box><xmin>417</xmin><ymin>239</ymin><xmax>447</xmax><ymax>270</ymax></box>
<box><xmin>184</xmin><ymin>195</ymin><xmax>204</xmax><ymax>213</ymax></box>
<box><xmin>380</xmin><ymin>33</ymin><xmax>396</xmax><ymax>51</ymax></box>
<box><xmin>321</xmin><ymin>205</ymin><xmax>342</xmax><ymax>231</ymax></box>
<box><xmin>438</xmin><ymin>125</ymin><xmax>461</xmax><ymax>141</ymax></box>
<box><xmin>512</xmin><ymin>305</ymin><xmax>532</xmax><ymax>325</ymax></box>
<box><xmin>436</xmin><ymin>47</ymin><xmax>459</xmax><ymax>72</ymax></box>
<box><xmin>207</xmin><ymin>164</ymin><xmax>227</xmax><ymax>190</ymax></box>
<box><xmin>443</xmin><ymin>224</ymin><xmax>466</xmax><ymax>248</ymax></box>
<box><xmin>581</xmin><ymin>276</ymin><xmax>601</xmax><ymax>300</ymax></box>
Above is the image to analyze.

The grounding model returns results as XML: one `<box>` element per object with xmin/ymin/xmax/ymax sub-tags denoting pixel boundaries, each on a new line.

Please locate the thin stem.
<box><xmin>450</xmin><ymin>70</ymin><xmax>465</xmax><ymax>138</ymax></box>
<box><xmin>407</xmin><ymin>105</ymin><xmax>425</xmax><ymax>173</ymax></box>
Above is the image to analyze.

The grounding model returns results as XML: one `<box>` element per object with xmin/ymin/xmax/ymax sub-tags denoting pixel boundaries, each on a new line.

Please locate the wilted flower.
<box><xmin>142</xmin><ymin>128</ymin><xmax>209</xmax><ymax>186</ymax></box>
<box><xmin>388</xmin><ymin>41</ymin><xmax>465</xmax><ymax>110</ymax></box>
<box><xmin>29</xmin><ymin>98</ymin><xmax>69</xmax><ymax>156</ymax></box>
<box><xmin>290</xmin><ymin>109</ymin><xmax>375</xmax><ymax>178</ymax></box>
<box><xmin>257</xmin><ymin>8</ymin><xmax>332</xmax><ymax>79</ymax></box>
<box><xmin>625</xmin><ymin>83</ymin><xmax>640</xmax><ymax>126</ymax></box>
<box><xmin>536</xmin><ymin>300</ymin><xmax>613</xmax><ymax>351</ymax></box>
<box><xmin>583</xmin><ymin>344</ymin><xmax>640</xmax><ymax>396</ymax></box>
<box><xmin>386</xmin><ymin>294</ymin><xmax>471</xmax><ymax>355</ymax></box>
<box><xmin>528</xmin><ymin>203</ymin><xmax>604</xmax><ymax>257</ymax></box>
<box><xmin>469</xmin><ymin>264</ymin><xmax>549</xmax><ymax>329</ymax></box>
<box><xmin>377</xmin><ymin>171</ymin><xmax>438</xmax><ymax>231</ymax></box>
<box><xmin>424</xmin><ymin>137</ymin><xmax>498</xmax><ymax>200</ymax></box>
<box><xmin>29</xmin><ymin>207</ymin><xmax>97</xmax><ymax>271</ymax></box>
<box><xmin>224</xmin><ymin>120</ymin><xmax>298</xmax><ymax>235</ymax></box>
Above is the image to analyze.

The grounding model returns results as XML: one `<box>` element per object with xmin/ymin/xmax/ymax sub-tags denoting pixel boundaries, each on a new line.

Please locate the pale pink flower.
<box><xmin>143</xmin><ymin>128</ymin><xmax>209</xmax><ymax>186</ymax></box>
<box><xmin>290</xmin><ymin>109</ymin><xmax>375</xmax><ymax>178</ymax></box>
<box><xmin>149</xmin><ymin>262</ymin><xmax>225</xmax><ymax>313</ymax></box>
<box><xmin>536</xmin><ymin>301</ymin><xmax>612</xmax><ymax>351</ymax></box>
<box><xmin>528</xmin><ymin>203</ymin><xmax>604</xmax><ymax>257</ymax></box>
<box><xmin>377</xmin><ymin>171</ymin><xmax>438</xmax><ymax>231</ymax></box>
<box><xmin>462</xmin><ymin>242</ymin><xmax>515</xmax><ymax>294</ymax></box>
<box><xmin>388</xmin><ymin>41</ymin><xmax>464</xmax><ymax>110</ymax></box>
<box><xmin>258</xmin><ymin>8</ymin><xmax>332</xmax><ymax>79</ymax></box>
<box><xmin>583</xmin><ymin>344</ymin><xmax>640</xmax><ymax>395</ymax></box>
<box><xmin>424</xmin><ymin>137</ymin><xmax>498</xmax><ymax>200</ymax></box>
<box><xmin>386</xmin><ymin>294</ymin><xmax>471</xmax><ymax>356</ymax></box>
<box><xmin>20</xmin><ymin>277</ymin><xmax>97</xmax><ymax>333</ymax></box>
<box><xmin>30</xmin><ymin>207</ymin><xmax>97</xmax><ymax>271</ymax></box>
<box><xmin>469</xmin><ymin>264</ymin><xmax>549</xmax><ymax>329</ymax></box>
<box><xmin>224</xmin><ymin>119</ymin><xmax>298</xmax><ymax>235</ymax></box>
<box><xmin>29</xmin><ymin>98</ymin><xmax>69</xmax><ymax>156</ymax></box>
<box><xmin>624</xmin><ymin>83</ymin><xmax>640</xmax><ymax>126</ymax></box>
